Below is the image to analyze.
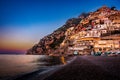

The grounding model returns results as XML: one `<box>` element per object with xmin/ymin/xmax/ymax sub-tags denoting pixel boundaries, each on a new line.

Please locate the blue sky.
<box><xmin>0</xmin><ymin>0</ymin><xmax>120</xmax><ymax>53</ymax></box>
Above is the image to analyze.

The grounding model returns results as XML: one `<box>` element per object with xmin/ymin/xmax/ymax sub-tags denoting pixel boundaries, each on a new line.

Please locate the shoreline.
<box><xmin>8</xmin><ymin>56</ymin><xmax>76</xmax><ymax>80</ymax></box>
<box><xmin>2</xmin><ymin>55</ymin><xmax>120</xmax><ymax>80</ymax></box>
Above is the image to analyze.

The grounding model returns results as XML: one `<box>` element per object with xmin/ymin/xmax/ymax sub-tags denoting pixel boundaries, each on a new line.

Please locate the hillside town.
<box><xmin>27</xmin><ymin>6</ymin><xmax>120</xmax><ymax>56</ymax></box>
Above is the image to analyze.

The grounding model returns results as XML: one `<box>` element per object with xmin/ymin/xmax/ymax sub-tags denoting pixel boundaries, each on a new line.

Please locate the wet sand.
<box><xmin>13</xmin><ymin>55</ymin><xmax>120</xmax><ymax>80</ymax></box>
<box><xmin>43</xmin><ymin>56</ymin><xmax>120</xmax><ymax>80</ymax></box>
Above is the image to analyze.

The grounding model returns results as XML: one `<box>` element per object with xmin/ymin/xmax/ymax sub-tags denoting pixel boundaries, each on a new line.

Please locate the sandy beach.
<box><xmin>43</xmin><ymin>56</ymin><xmax>120</xmax><ymax>80</ymax></box>
<box><xmin>11</xmin><ymin>55</ymin><xmax>120</xmax><ymax>80</ymax></box>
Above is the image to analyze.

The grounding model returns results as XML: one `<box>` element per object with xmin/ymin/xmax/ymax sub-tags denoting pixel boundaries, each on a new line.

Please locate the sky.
<box><xmin>0</xmin><ymin>0</ymin><xmax>120</xmax><ymax>54</ymax></box>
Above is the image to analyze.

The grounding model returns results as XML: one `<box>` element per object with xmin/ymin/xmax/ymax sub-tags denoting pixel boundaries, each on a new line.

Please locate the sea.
<box><xmin>0</xmin><ymin>55</ymin><xmax>63</xmax><ymax>80</ymax></box>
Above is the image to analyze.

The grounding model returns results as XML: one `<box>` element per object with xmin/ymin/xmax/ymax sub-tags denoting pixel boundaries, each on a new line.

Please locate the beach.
<box><xmin>43</xmin><ymin>55</ymin><xmax>120</xmax><ymax>80</ymax></box>
<box><xmin>9</xmin><ymin>55</ymin><xmax>120</xmax><ymax>80</ymax></box>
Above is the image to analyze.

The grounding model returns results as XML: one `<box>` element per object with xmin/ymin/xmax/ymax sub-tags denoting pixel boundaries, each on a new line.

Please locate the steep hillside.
<box><xmin>27</xmin><ymin>18</ymin><xmax>82</xmax><ymax>54</ymax></box>
<box><xmin>27</xmin><ymin>6</ymin><xmax>120</xmax><ymax>55</ymax></box>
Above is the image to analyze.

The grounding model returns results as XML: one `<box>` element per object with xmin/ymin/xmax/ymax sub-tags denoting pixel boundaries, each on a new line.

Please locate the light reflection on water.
<box><xmin>0</xmin><ymin>55</ymin><xmax>61</xmax><ymax>79</ymax></box>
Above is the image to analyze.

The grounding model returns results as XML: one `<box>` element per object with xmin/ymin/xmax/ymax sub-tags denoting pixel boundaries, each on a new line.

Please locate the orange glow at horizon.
<box><xmin>0</xmin><ymin>39</ymin><xmax>36</xmax><ymax>51</ymax></box>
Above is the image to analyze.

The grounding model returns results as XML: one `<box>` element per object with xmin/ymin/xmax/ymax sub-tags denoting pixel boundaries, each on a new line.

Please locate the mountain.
<box><xmin>26</xmin><ymin>6</ymin><xmax>120</xmax><ymax>55</ymax></box>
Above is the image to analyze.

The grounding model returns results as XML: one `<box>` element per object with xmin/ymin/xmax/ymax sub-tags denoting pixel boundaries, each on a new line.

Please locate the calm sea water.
<box><xmin>0</xmin><ymin>55</ymin><xmax>62</xmax><ymax>80</ymax></box>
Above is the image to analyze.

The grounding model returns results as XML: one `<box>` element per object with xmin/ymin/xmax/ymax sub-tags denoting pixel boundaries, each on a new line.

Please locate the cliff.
<box><xmin>27</xmin><ymin>6</ymin><xmax>120</xmax><ymax>55</ymax></box>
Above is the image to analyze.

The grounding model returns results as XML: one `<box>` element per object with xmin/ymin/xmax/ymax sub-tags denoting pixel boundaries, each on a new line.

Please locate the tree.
<box><xmin>111</xmin><ymin>6</ymin><xmax>116</xmax><ymax>10</ymax></box>
<box><xmin>78</xmin><ymin>12</ymin><xmax>90</xmax><ymax>18</ymax></box>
